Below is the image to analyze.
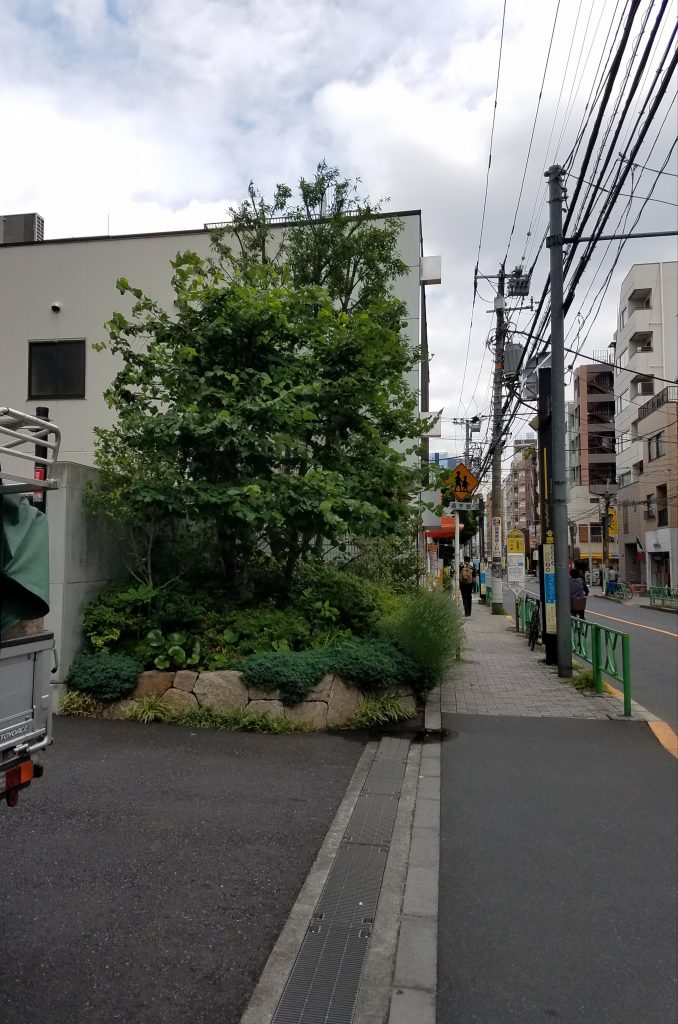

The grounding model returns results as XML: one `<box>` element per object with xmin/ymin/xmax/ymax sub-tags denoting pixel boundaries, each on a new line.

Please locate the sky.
<box><xmin>2</xmin><ymin>0</ymin><xmax>676</xmax><ymax>459</ymax></box>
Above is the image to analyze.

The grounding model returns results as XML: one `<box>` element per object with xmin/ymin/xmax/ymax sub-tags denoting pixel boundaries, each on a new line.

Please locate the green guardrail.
<box><xmin>516</xmin><ymin>595</ymin><xmax>632</xmax><ymax>716</ymax></box>
<box><xmin>570</xmin><ymin>616</ymin><xmax>631</xmax><ymax>716</ymax></box>
<box><xmin>649</xmin><ymin>586</ymin><xmax>678</xmax><ymax>610</ymax></box>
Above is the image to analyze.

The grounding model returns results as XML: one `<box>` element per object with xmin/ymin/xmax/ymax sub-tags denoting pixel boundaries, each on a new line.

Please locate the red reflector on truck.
<box><xmin>3</xmin><ymin>760</ymin><xmax>33</xmax><ymax>791</ymax></box>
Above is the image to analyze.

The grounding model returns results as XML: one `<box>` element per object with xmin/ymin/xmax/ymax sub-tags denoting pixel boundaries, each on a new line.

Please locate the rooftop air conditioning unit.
<box><xmin>0</xmin><ymin>213</ymin><xmax>44</xmax><ymax>244</ymax></box>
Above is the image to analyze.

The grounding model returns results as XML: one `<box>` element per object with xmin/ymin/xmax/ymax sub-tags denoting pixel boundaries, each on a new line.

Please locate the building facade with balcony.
<box><xmin>613</xmin><ymin>261</ymin><xmax>678</xmax><ymax>586</ymax></box>
<box><xmin>568</xmin><ymin>361</ymin><xmax>618</xmax><ymax>576</ymax></box>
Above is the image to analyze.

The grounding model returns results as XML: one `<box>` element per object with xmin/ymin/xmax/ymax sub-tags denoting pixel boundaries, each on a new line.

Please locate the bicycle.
<box><xmin>527</xmin><ymin>601</ymin><xmax>541</xmax><ymax>650</ymax></box>
<box><xmin>608</xmin><ymin>580</ymin><xmax>631</xmax><ymax>601</ymax></box>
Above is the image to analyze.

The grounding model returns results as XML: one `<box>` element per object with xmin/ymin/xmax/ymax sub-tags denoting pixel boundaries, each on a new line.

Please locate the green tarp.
<box><xmin>0</xmin><ymin>494</ymin><xmax>50</xmax><ymax>633</ymax></box>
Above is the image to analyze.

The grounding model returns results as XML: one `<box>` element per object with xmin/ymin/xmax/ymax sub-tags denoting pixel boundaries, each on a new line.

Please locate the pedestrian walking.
<box><xmin>569</xmin><ymin>568</ymin><xmax>588</xmax><ymax>619</ymax></box>
<box><xmin>460</xmin><ymin>556</ymin><xmax>475</xmax><ymax>617</ymax></box>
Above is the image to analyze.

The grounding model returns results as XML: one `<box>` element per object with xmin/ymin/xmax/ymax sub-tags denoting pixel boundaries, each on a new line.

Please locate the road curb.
<box><xmin>387</xmin><ymin>737</ymin><xmax>440</xmax><ymax>1024</ymax></box>
<box><xmin>239</xmin><ymin>739</ymin><xmax>378</xmax><ymax>1024</ymax></box>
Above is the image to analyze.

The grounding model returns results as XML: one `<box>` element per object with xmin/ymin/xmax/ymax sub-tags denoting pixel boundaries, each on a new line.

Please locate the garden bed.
<box><xmin>83</xmin><ymin>668</ymin><xmax>417</xmax><ymax>730</ymax></box>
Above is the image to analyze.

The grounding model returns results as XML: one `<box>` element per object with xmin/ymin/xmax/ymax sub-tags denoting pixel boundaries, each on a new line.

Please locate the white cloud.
<box><xmin>2</xmin><ymin>0</ymin><xmax>676</xmax><ymax>449</ymax></box>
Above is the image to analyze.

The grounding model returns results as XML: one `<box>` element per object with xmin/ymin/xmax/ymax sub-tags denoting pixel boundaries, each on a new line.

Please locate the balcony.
<box><xmin>638</xmin><ymin>385</ymin><xmax>678</xmax><ymax>420</ymax></box>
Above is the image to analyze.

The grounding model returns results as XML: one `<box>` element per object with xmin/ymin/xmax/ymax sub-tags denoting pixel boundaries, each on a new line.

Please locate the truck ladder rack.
<box><xmin>0</xmin><ymin>407</ymin><xmax>61</xmax><ymax>495</ymax></box>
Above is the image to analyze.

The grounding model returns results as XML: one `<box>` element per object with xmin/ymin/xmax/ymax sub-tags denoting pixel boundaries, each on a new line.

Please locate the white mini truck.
<box><xmin>0</xmin><ymin>407</ymin><xmax>60</xmax><ymax>808</ymax></box>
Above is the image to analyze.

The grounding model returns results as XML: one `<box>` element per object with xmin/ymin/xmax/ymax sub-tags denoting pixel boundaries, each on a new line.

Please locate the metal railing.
<box><xmin>570</xmin><ymin>617</ymin><xmax>631</xmax><ymax>715</ymax></box>
<box><xmin>638</xmin><ymin>385</ymin><xmax>678</xmax><ymax>420</ymax></box>
<box><xmin>515</xmin><ymin>596</ymin><xmax>632</xmax><ymax>716</ymax></box>
<box><xmin>649</xmin><ymin>586</ymin><xmax>678</xmax><ymax>609</ymax></box>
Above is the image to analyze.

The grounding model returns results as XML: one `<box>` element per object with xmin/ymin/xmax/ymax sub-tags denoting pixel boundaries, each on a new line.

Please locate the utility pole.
<box><xmin>491</xmin><ymin>266</ymin><xmax>506</xmax><ymax>614</ymax></box>
<box><xmin>601</xmin><ymin>484</ymin><xmax>611</xmax><ymax>592</ymax></box>
<box><xmin>546</xmin><ymin>165</ymin><xmax>572</xmax><ymax>677</ymax></box>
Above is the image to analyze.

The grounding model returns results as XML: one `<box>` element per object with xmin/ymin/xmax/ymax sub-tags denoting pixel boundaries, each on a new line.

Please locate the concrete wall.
<box><xmin>0</xmin><ymin>215</ymin><xmax>425</xmax><ymax>466</ymax></box>
<box><xmin>47</xmin><ymin>462</ymin><xmax>126</xmax><ymax>681</ymax></box>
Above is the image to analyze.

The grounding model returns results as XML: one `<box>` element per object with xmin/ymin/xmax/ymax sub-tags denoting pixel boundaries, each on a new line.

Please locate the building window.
<box><xmin>647</xmin><ymin>432</ymin><xmax>665</xmax><ymax>461</ymax></box>
<box><xmin>28</xmin><ymin>340</ymin><xmax>86</xmax><ymax>399</ymax></box>
<box><xmin>657</xmin><ymin>484</ymin><xmax>668</xmax><ymax>527</ymax></box>
<box><xmin>617</xmin><ymin>471</ymin><xmax>632</xmax><ymax>488</ymax></box>
<box><xmin>590</xmin><ymin>524</ymin><xmax>602</xmax><ymax>543</ymax></box>
<box><xmin>615</xmin><ymin>390</ymin><xmax>630</xmax><ymax>414</ymax></box>
<box><xmin>578</xmin><ymin>525</ymin><xmax>589</xmax><ymax>544</ymax></box>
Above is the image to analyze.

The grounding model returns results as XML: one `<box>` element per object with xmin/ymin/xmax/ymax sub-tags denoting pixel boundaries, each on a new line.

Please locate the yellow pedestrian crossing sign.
<box><xmin>446</xmin><ymin>463</ymin><xmax>479</xmax><ymax>501</ymax></box>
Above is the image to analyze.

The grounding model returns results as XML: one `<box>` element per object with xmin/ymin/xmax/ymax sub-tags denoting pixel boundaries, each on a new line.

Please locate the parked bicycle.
<box><xmin>608</xmin><ymin>580</ymin><xmax>632</xmax><ymax>601</ymax></box>
<box><xmin>527</xmin><ymin>600</ymin><xmax>541</xmax><ymax>650</ymax></box>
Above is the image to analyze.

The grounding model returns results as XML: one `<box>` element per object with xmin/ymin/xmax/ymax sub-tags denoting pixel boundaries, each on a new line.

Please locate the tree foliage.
<box><xmin>90</xmin><ymin>165</ymin><xmax>426</xmax><ymax>594</ymax></box>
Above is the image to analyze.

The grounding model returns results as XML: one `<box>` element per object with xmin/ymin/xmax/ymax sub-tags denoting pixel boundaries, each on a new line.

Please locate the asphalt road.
<box><xmin>439</xmin><ymin>713</ymin><xmax>678</xmax><ymax>1024</ymax></box>
<box><xmin>513</xmin><ymin>582</ymin><xmax>678</xmax><ymax>731</ymax></box>
<box><xmin>0</xmin><ymin>718</ymin><xmax>365</xmax><ymax>1024</ymax></box>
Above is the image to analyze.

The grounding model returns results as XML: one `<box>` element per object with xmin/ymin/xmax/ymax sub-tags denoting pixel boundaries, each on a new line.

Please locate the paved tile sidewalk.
<box><xmin>441</xmin><ymin>605</ymin><xmax>625</xmax><ymax>718</ymax></box>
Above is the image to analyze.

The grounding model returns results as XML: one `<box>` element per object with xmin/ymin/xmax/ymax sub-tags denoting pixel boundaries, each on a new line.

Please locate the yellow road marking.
<box><xmin>587</xmin><ymin>608</ymin><xmax>678</xmax><ymax>639</ymax></box>
<box><xmin>648</xmin><ymin>722</ymin><xmax>678</xmax><ymax>759</ymax></box>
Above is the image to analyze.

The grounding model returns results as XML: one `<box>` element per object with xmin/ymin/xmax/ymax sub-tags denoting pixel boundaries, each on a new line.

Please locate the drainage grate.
<box><xmin>272</xmin><ymin>738</ymin><xmax>410</xmax><ymax>1024</ymax></box>
<box><xmin>342</xmin><ymin>793</ymin><xmax>398</xmax><ymax>847</ymax></box>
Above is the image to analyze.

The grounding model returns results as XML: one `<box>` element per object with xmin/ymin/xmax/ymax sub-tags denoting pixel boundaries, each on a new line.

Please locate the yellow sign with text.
<box><xmin>608</xmin><ymin>507</ymin><xmax>618</xmax><ymax>537</ymax></box>
<box><xmin>507</xmin><ymin>529</ymin><xmax>525</xmax><ymax>554</ymax></box>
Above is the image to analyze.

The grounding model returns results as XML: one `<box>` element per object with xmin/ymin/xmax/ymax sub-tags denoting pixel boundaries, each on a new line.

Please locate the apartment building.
<box><xmin>613</xmin><ymin>262</ymin><xmax>678</xmax><ymax>586</ymax></box>
<box><xmin>504</xmin><ymin>437</ymin><xmax>539</xmax><ymax>557</ymax></box>
<box><xmin>568</xmin><ymin>361</ymin><xmax>617</xmax><ymax>574</ymax></box>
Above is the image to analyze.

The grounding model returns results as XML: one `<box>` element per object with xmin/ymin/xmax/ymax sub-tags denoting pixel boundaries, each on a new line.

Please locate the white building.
<box><xmin>1</xmin><ymin>211</ymin><xmax>439</xmax><ymax>675</ymax></box>
<box><xmin>613</xmin><ymin>262</ymin><xmax>678</xmax><ymax>587</ymax></box>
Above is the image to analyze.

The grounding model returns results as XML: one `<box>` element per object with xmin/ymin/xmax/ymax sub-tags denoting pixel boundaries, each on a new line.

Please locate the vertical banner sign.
<box><xmin>492</xmin><ymin>517</ymin><xmax>501</xmax><ymax>558</ymax></box>
<box><xmin>543</xmin><ymin>530</ymin><xmax>557</xmax><ymax>634</ymax></box>
<box><xmin>507</xmin><ymin>529</ymin><xmax>526</xmax><ymax>588</ymax></box>
<box><xmin>479</xmin><ymin>561</ymin><xmax>486</xmax><ymax>596</ymax></box>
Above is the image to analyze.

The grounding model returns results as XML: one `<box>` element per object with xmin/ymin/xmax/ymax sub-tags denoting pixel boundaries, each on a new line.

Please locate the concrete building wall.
<box><xmin>47</xmin><ymin>462</ymin><xmax>126</xmax><ymax>681</ymax></box>
<box><xmin>614</xmin><ymin>262</ymin><xmax>678</xmax><ymax>584</ymax></box>
<box><xmin>0</xmin><ymin>213</ymin><xmax>426</xmax><ymax>466</ymax></box>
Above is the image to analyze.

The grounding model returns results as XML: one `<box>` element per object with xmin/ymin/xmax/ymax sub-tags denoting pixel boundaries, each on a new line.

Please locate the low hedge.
<box><xmin>238</xmin><ymin>638</ymin><xmax>425</xmax><ymax>706</ymax></box>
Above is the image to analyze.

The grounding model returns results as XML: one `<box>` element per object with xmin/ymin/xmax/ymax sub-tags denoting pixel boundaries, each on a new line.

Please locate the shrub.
<box><xmin>238</xmin><ymin>649</ymin><xmax>330</xmax><ymax>705</ymax></box>
<box><xmin>82</xmin><ymin>579</ymin><xmax>220</xmax><ymax>654</ymax></box>
<box><xmin>125</xmin><ymin>694</ymin><xmax>175</xmax><ymax>724</ymax></box>
<box><xmin>378</xmin><ymin>589</ymin><xmax>463</xmax><ymax>689</ymax></box>
<box><xmin>67</xmin><ymin>652</ymin><xmax>143</xmax><ymax>701</ymax></box>
<box><xmin>290</xmin><ymin>561</ymin><xmax>384</xmax><ymax>635</ymax></box>
<box><xmin>344</xmin><ymin>694</ymin><xmax>416</xmax><ymax>728</ymax></box>
<box><xmin>338</xmin><ymin>532</ymin><xmax>422</xmax><ymax>594</ymax></box>
<box><xmin>59</xmin><ymin>691</ymin><xmax>103</xmax><ymax>718</ymax></box>
<box><xmin>329</xmin><ymin>639</ymin><xmax>423</xmax><ymax>692</ymax></box>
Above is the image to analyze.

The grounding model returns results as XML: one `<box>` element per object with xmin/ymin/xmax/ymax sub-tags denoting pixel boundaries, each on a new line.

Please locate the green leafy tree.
<box><xmin>90</xmin><ymin>168</ymin><xmax>427</xmax><ymax>594</ymax></box>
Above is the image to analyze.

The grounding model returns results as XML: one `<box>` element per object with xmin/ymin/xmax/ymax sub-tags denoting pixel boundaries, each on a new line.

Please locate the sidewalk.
<box><xmin>437</xmin><ymin>603</ymin><xmax>678</xmax><ymax>1024</ymax></box>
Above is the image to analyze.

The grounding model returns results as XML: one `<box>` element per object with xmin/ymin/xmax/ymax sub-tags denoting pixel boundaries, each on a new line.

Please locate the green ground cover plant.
<box><xmin>344</xmin><ymin>694</ymin><xmax>415</xmax><ymax>728</ymax></box>
<box><xmin>67</xmin><ymin>652</ymin><xmax>143</xmax><ymax>701</ymax></box>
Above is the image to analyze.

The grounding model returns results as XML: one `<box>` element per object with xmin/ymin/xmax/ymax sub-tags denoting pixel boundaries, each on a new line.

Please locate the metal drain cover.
<box><xmin>272</xmin><ymin>739</ymin><xmax>410</xmax><ymax>1023</ymax></box>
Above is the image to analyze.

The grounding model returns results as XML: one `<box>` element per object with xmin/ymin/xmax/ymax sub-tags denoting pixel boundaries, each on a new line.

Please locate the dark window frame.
<box><xmin>28</xmin><ymin>339</ymin><xmax>86</xmax><ymax>400</ymax></box>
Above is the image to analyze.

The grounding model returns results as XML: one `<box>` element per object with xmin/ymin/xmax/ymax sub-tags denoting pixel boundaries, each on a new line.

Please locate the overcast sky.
<box><xmin>2</xmin><ymin>0</ymin><xmax>676</xmax><ymax>457</ymax></box>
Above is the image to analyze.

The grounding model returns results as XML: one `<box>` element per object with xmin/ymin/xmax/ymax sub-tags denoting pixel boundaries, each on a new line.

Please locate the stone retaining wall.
<box><xmin>102</xmin><ymin>669</ymin><xmax>417</xmax><ymax>730</ymax></box>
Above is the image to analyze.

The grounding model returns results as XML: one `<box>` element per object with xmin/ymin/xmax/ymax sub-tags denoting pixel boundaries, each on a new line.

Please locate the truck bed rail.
<box><xmin>0</xmin><ymin>407</ymin><xmax>61</xmax><ymax>495</ymax></box>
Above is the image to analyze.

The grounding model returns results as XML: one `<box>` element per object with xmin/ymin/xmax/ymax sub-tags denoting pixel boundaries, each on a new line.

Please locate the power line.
<box><xmin>619</xmin><ymin>155</ymin><xmax>678</xmax><ymax>176</ymax></box>
<box><xmin>455</xmin><ymin>1</ymin><xmax>507</xmax><ymax>418</ymax></box>
<box><xmin>504</xmin><ymin>0</ymin><xmax>562</xmax><ymax>266</ymax></box>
